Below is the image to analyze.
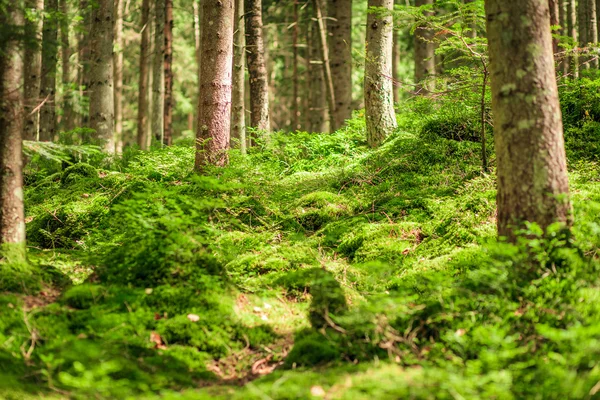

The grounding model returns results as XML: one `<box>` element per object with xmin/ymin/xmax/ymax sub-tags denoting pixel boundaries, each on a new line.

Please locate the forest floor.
<box><xmin>4</xmin><ymin>87</ymin><xmax>600</xmax><ymax>399</ymax></box>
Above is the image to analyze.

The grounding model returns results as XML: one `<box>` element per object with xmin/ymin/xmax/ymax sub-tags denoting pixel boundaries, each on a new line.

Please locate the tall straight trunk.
<box><xmin>78</xmin><ymin>0</ymin><xmax>91</xmax><ymax>127</ymax></box>
<box><xmin>114</xmin><ymin>0</ymin><xmax>124</xmax><ymax>153</ymax></box>
<box><xmin>364</xmin><ymin>0</ymin><xmax>397</xmax><ymax>147</ymax></box>
<box><xmin>588</xmin><ymin>0</ymin><xmax>598</xmax><ymax>68</ymax></box>
<box><xmin>414</xmin><ymin>0</ymin><xmax>435</xmax><ymax>93</ymax></box>
<box><xmin>152</xmin><ymin>0</ymin><xmax>165</xmax><ymax>144</ymax></box>
<box><xmin>559</xmin><ymin>0</ymin><xmax>569</xmax><ymax>75</ymax></box>
<box><xmin>485</xmin><ymin>0</ymin><xmax>571</xmax><ymax>240</ymax></box>
<box><xmin>39</xmin><ymin>0</ymin><xmax>58</xmax><ymax>141</ymax></box>
<box><xmin>578</xmin><ymin>0</ymin><xmax>589</xmax><ymax>72</ymax></box>
<box><xmin>88</xmin><ymin>0</ymin><xmax>115</xmax><ymax>153</ymax></box>
<box><xmin>549</xmin><ymin>0</ymin><xmax>560</xmax><ymax>54</ymax></box>
<box><xmin>392</xmin><ymin>4</ymin><xmax>401</xmax><ymax>104</ymax></box>
<box><xmin>195</xmin><ymin>0</ymin><xmax>234</xmax><ymax>170</ymax></box>
<box><xmin>568</xmin><ymin>0</ymin><xmax>579</xmax><ymax>77</ymax></box>
<box><xmin>24</xmin><ymin>0</ymin><xmax>44</xmax><ymax>141</ymax></box>
<box><xmin>308</xmin><ymin>16</ymin><xmax>327</xmax><ymax>133</ymax></box>
<box><xmin>194</xmin><ymin>0</ymin><xmax>202</xmax><ymax>93</ymax></box>
<box><xmin>163</xmin><ymin>0</ymin><xmax>174</xmax><ymax>146</ymax></box>
<box><xmin>328</xmin><ymin>0</ymin><xmax>353</xmax><ymax>130</ymax></box>
<box><xmin>0</xmin><ymin>2</ymin><xmax>26</xmax><ymax>255</ymax></box>
<box><xmin>292</xmin><ymin>0</ymin><xmax>300</xmax><ymax>131</ymax></box>
<box><xmin>137</xmin><ymin>0</ymin><xmax>150</xmax><ymax>149</ymax></box>
<box><xmin>313</xmin><ymin>0</ymin><xmax>336</xmax><ymax>132</ymax></box>
<box><xmin>245</xmin><ymin>0</ymin><xmax>270</xmax><ymax>135</ymax></box>
<box><xmin>60</xmin><ymin>0</ymin><xmax>76</xmax><ymax>132</ymax></box>
<box><xmin>231</xmin><ymin>0</ymin><xmax>246</xmax><ymax>153</ymax></box>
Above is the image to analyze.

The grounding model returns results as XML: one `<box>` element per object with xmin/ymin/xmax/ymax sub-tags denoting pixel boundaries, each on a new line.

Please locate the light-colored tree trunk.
<box><xmin>114</xmin><ymin>0</ymin><xmax>124</xmax><ymax>153</ymax></box>
<box><xmin>152</xmin><ymin>0</ymin><xmax>165</xmax><ymax>145</ymax></box>
<box><xmin>588</xmin><ymin>0</ymin><xmax>598</xmax><ymax>68</ymax></box>
<box><xmin>137</xmin><ymin>0</ymin><xmax>150</xmax><ymax>149</ymax></box>
<box><xmin>24</xmin><ymin>0</ymin><xmax>44</xmax><ymax>141</ymax></box>
<box><xmin>0</xmin><ymin>2</ymin><xmax>26</xmax><ymax>257</ymax></box>
<box><xmin>568</xmin><ymin>0</ymin><xmax>578</xmax><ymax>77</ymax></box>
<box><xmin>578</xmin><ymin>0</ymin><xmax>588</xmax><ymax>73</ymax></box>
<box><xmin>245</xmin><ymin>0</ymin><xmax>270</xmax><ymax>137</ymax></box>
<box><xmin>308</xmin><ymin>15</ymin><xmax>328</xmax><ymax>133</ymax></box>
<box><xmin>231</xmin><ymin>0</ymin><xmax>246</xmax><ymax>153</ymax></box>
<box><xmin>364</xmin><ymin>0</ymin><xmax>397</xmax><ymax>147</ymax></box>
<box><xmin>328</xmin><ymin>0</ymin><xmax>353</xmax><ymax>130</ymax></box>
<box><xmin>39</xmin><ymin>0</ymin><xmax>58</xmax><ymax>141</ymax></box>
<box><xmin>549</xmin><ymin>0</ymin><xmax>560</xmax><ymax>55</ymax></box>
<box><xmin>163</xmin><ymin>0</ymin><xmax>174</xmax><ymax>146</ymax></box>
<box><xmin>60</xmin><ymin>0</ymin><xmax>76</xmax><ymax>132</ymax></box>
<box><xmin>78</xmin><ymin>0</ymin><xmax>91</xmax><ymax>128</ymax></box>
<box><xmin>292</xmin><ymin>0</ymin><xmax>300</xmax><ymax>131</ymax></box>
<box><xmin>195</xmin><ymin>0</ymin><xmax>234</xmax><ymax>170</ymax></box>
<box><xmin>313</xmin><ymin>0</ymin><xmax>336</xmax><ymax>132</ymax></box>
<box><xmin>88</xmin><ymin>0</ymin><xmax>115</xmax><ymax>153</ymax></box>
<box><xmin>392</xmin><ymin>2</ymin><xmax>401</xmax><ymax>104</ymax></box>
<box><xmin>414</xmin><ymin>0</ymin><xmax>435</xmax><ymax>93</ymax></box>
<box><xmin>485</xmin><ymin>0</ymin><xmax>571</xmax><ymax>240</ymax></box>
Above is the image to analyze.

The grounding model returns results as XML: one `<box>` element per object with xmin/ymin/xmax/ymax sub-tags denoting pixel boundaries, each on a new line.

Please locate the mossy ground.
<box><xmin>3</xmin><ymin>82</ymin><xmax>600</xmax><ymax>398</ymax></box>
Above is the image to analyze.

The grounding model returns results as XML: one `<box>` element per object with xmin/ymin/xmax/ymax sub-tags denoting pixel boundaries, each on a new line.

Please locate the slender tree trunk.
<box><xmin>568</xmin><ymin>0</ymin><xmax>579</xmax><ymax>77</ymax></box>
<box><xmin>24</xmin><ymin>0</ymin><xmax>44</xmax><ymax>141</ymax></box>
<box><xmin>152</xmin><ymin>0</ymin><xmax>165</xmax><ymax>144</ymax></box>
<box><xmin>39</xmin><ymin>0</ymin><xmax>58</xmax><ymax>141</ymax></box>
<box><xmin>559</xmin><ymin>0</ymin><xmax>569</xmax><ymax>75</ymax></box>
<box><xmin>549</xmin><ymin>0</ymin><xmax>560</xmax><ymax>55</ymax></box>
<box><xmin>195</xmin><ymin>0</ymin><xmax>234</xmax><ymax>170</ymax></box>
<box><xmin>194</xmin><ymin>0</ymin><xmax>202</xmax><ymax>92</ymax></box>
<box><xmin>464</xmin><ymin>0</ymin><xmax>477</xmax><ymax>38</ymax></box>
<box><xmin>414</xmin><ymin>0</ymin><xmax>435</xmax><ymax>93</ymax></box>
<box><xmin>78</xmin><ymin>0</ymin><xmax>91</xmax><ymax>128</ymax></box>
<box><xmin>328</xmin><ymin>0</ymin><xmax>353</xmax><ymax>130</ymax></box>
<box><xmin>308</xmin><ymin>16</ymin><xmax>327</xmax><ymax>133</ymax></box>
<box><xmin>60</xmin><ymin>0</ymin><xmax>76</xmax><ymax>132</ymax></box>
<box><xmin>0</xmin><ymin>2</ymin><xmax>26</xmax><ymax>256</ymax></box>
<box><xmin>392</xmin><ymin>1</ymin><xmax>401</xmax><ymax>104</ymax></box>
<box><xmin>485</xmin><ymin>0</ymin><xmax>571</xmax><ymax>240</ymax></box>
<box><xmin>364</xmin><ymin>0</ymin><xmax>397</xmax><ymax>147</ymax></box>
<box><xmin>588</xmin><ymin>0</ymin><xmax>598</xmax><ymax>68</ymax></box>
<box><xmin>163</xmin><ymin>0</ymin><xmax>174</xmax><ymax>146</ymax></box>
<box><xmin>578</xmin><ymin>0</ymin><xmax>589</xmax><ymax>73</ymax></box>
<box><xmin>137</xmin><ymin>0</ymin><xmax>150</xmax><ymax>149</ymax></box>
<box><xmin>114</xmin><ymin>0</ymin><xmax>124</xmax><ymax>153</ymax></box>
<box><xmin>245</xmin><ymin>0</ymin><xmax>270</xmax><ymax>136</ymax></box>
<box><xmin>231</xmin><ymin>0</ymin><xmax>246</xmax><ymax>153</ymax></box>
<box><xmin>292</xmin><ymin>0</ymin><xmax>300</xmax><ymax>131</ymax></box>
<box><xmin>88</xmin><ymin>0</ymin><xmax>115</xmax><ymax>153</ymax></box>
<box><xmin>313</xmin><ymin>0</ymin><xmax>336</xmax><ymax>132</ymax></box>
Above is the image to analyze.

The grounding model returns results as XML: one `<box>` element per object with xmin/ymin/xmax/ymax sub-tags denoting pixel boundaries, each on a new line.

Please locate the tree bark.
<box><xmin>578</xmin><ymin>0</ymin><xmax>589</xmax><ymax>73</ymax></box>
<box><xmin>88</xmin><ymin>0</ymin><xmax>115</xmax><ymax>153</ymax></box>
<box><xmin>328</xmin><ymin>0</ymin><xmax>353</xmax><ymax>130</ymax></box>
<box><xmin>364</xmin><ymin>0</ymin><xmax>397</xmax><ymax>147</ymax></box>
<box><xmin>60</xmin><ymin>0</ymin><xmax>76</xmax><ymax>132</ymax></box>
<box><xmin>549</xmin><ymin>0</ymin><xmax>560</xmax><ymax>55</ymax></box>
<box><xmin>114</xmin><ymin>0</ymin><xmax>124</xmax><ymax>153</ymax></box>
<box><xmin>152</xmin><ymin>0</ymin><xmax>165</xmax><ymax>145</ymax></box>
<box><xmin>195</xmin><ymin>0</ymin><xmax>234</xmax><ymax>170</ymax></box>
<box><xmin>588</xmin><ymin>0</ymin><xmax>598</xmax><ymax>68</ymax></box>
<box><xmin>78</xmin><ymin>0</ymin><xmax>91</xmax><ymax>127</ymax></box>
<box><xmin>414</xmin><ymin>0</ymin><xmax>435</xmax><ymax>93</ymax></box>
<box><xmin>308</xmin><ymin>15</ymin><xmax>328</xmax><ymax>133</ymax></box>
<box><xmin>163</xmin><ymin>0</ymin><xmax>174</xmax><ymax>146</ymax></box>
<box><xmin>0</xmin><ymin>2</ymin><xmax>26</xmax><ymax>255</ymax></box>
<box><xmin>39</xmin><ymin>0</ymin><xmax>58</xmax><ymax>141</ymax></box>
<box><xmin>24</xmin><ymin>0</ymin><xmax>44</xmax><ymax>141</ymax></box>
<box><xmin>485</xmin><ymin>0</ymin><xmax>571</xmax><ymax>240</ymax></box>
<box><xmin>137</xmin><ymin>0</ymin><xmax>150</xmax><ymax>149</ymax></box>
<box><xmin>392</xmin><ymin>0</ymin><xmax>401</xmax><ymax>104</ymax></box>
<box><xmin>231</xmin><ymin>0</ymin><xmax>246</xmax><ymax>153</ymax></box>
<box><xmin>313</xmin><ymin>0</ymin><xmax>336</xmax><ymax>132</ymax></box>
<box><xmin>245</xmin><ymin>0</ymin><xmax>270</xmax><ymax>136</ymax></box>
<box><xmin>568</xmin><ymin>0</ymin><xmax>578</xmax><ymax>77</ymax></box>
<box><xmin>292</xmin><ymin>0</ymin><xmax>300</xmax><ymax>131</ymax></box>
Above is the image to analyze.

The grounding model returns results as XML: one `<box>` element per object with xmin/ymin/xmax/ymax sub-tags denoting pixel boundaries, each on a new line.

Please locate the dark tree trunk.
<box><xmin>328</xmin><ymin>0</ymin><xmax>353</xmax><ymax>130</ymax></box>
<box><xmin>39</xmin><ymin>0</ymin><xmax>59</xmax><ymax>141</ymax></box>
<box><xmin>231</xmin><ymin>0</ymin><xmax>246</xmax><ymax>152</ymax></box>
<box><xmin>137</xmin><ymin>0</ymin><xmax>151</xmax><ymax>149</ymax></box>
<box><xmin>307</xmin><ymin>15</ymin><xmax>327</xmax><ymax>133</ymax></box>
<box><xmin>163</xmin><ymin>0</ymin><xmax>174</xmax><ymax>146</ymax></box>
<box><xmin>414</xmin><ymin>0</ymin><xmax>435</xmax><ymax>93</ymax></box>
<box><xmin>152</xmin><ymin>0</ymin><xmax>165</xmax><ymax>145</ymax></box>
<box><xmin>23</xmin><ymin>0</ymin><xmax>44</xmax><ymax>141</ymax></box>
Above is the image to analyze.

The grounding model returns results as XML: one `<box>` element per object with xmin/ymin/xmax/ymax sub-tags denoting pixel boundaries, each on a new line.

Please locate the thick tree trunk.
<box><xmin>39</xmin><ymin>0</ymin><xmax>58</xmax><ymax>141</ymax></box>
<box><xmin>364</xmin><ymin>0</ymin><xmax>397</xmax><ymax>147</ymax></box>
<box><xmin>568</xmin><ymin>0</ymin><xmax>578</xmax><ymax>77</ymax></box>
<box><xmin>231</xmin><ymin>0</ymin><xmax>246</xmax><ymax>153</ymax></box>
<box><xmin>137</xmin><ymin>0</ymin><xmax>150</xmax><ymax>149</ymax></box>
<box><xmin>195</xmin><ymin>0</ymin><xmax>234</xmax><ymax>170</ymax></box>
<box><xmin>163</xmin><ymin>0</ymin><xmax>174</xmax><ymax>146</ymax></box>
<box><xmin>485</xmin><ymin>0</ymin><xmax>571</xmax><ymax>240</ymax></box>
<box><xmin>114</xmin><ymin>0</ymin><xmax>124</xmax><ymax>153</ymax></box>
<box><xmin>24</xmin><ymin>0</ymin><xmax>44</xmax><ymax>141</ymax></box>
<box><xmin>588</xmin><ymin>0</ymin><xmax>598</xmax><ymax>68</ymax></box>
<box><xmin>88</xmin><ymin>0</ymin><xmax>115</xmax><ymax>153</ymax></box>
<box><xmin>152</xmin><ymin>0</ymin><xmax>165</xmax><ymax>145</ymax></box>
<box><xmin>313</xmin><ymin>0</ymin><xmax>336</xmax><ymax>132</ymax></box>
<box><xmin>414</xmin><ymin>0</ymin><xmax>435</xmax><ymax>93</ymax></box>
<box><xmin>308</xmin><ymin>16</ymin><xmax>328</xmax><ymax>133</ymax></box>
<box><xmin>60</xmin><ymin>0</ymin><xmax>76</xmax><ymax>132</ymax></box>
<box><xmin>0</xmin><ymin>2</ymin><xmax>26</xmax><ymax>255</ymax></box>
<box><xmin>245</xmin><ymin>0</ymin><xmax>270</xmax><ymax>136</ymax></box>
<box><xmin>328</xmin><ymin>0</ymin><xmax>353</xmax><ymax>130</ymax></box>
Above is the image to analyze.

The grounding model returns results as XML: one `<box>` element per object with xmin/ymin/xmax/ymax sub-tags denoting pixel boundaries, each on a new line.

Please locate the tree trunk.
<box><xmin>364</xmin><ymin>0</ymin><xmax>397</xmax><ymax>147</ymax></box>
<box><xmin>24</xmin><ymin>0</ymin><xmax>44</xmax><ymax>141</ymax></box>
<box><xmin>328</xmin><ymin>0</ymin><xmax>353</xmax><ymax>130</ymax></box>
<box><xmin>39</xmin><ymin>0</ymin><xmax>58</xmax><ymax>141</ymax></box>
<box><xmin>60</xmin><ymin>0</ymin><xmax>77</xmax><ymax>132</ymax></box>
<box><xmin>137</xmin><ymin>0</ymin><xmax>150</xmax><ymax>149</ymax></box>
<box><xmin>308</xmin><ymin>16</ymin><xmax>328</xmax><ymax>133</ymax></box>
<box><xmin>292</xmin><ymin>0</ymin><xmax>300</xmax><ymax>131</ymax></box>
<box><xmin>195</xmin><ymin>0</ymin><xmax>234</xmax><ymax>170</ymax></box>
<box><xmin>588</xmin><ymin>0</ymin><xmax>598</xmax><ymax>68</ymax></box>
<box><xmin>464</xmin><ymin>0</ymin><xmax>477</xmax><ymax>38</ymax></box>
<box><xmin>231</xmin><ymin>0</ymin><xmax>246</xmax><ymax>153</ymax></box>
<box><xmin>559</xmin><ymin>0</ymin><xmax>568</xmax><ymax>75</ymax></box>
<box><xmin>549</xmin><ymin>0</ymin><xmax>560</xmax><ymax>55</ymax></box>
<box><xmin>578</xmin><ymin>0</ymin><xmax>588</xmax><ymax>73</ymax></box>
<box><xmin>392</xmin><ymin>1</ymin><xmax>401</xmax><ymax>104</ymax></box>
<box><xmin>152</xmin><ymin>0</ymin><xmax>165</xmax><ymax>145</ymax></box>
<box><xmin>485</xmin><ymin>0</ymin><xmax>571</xmax><ymax>240</ymax></box>
<box><xmin>245</xmin><ymin>0</ymin><xmax>270</xmax><ymax>136</ymax></box>
<box><xmin>88</xmin><ymin>0</ymin><xmax>115</xmax><ymax>153</ymax></box>
<box><xmin>114</xmin><ymin>0</ymin><xmax>124</xmax><ymax>153</ymax></box>
<box><xmin>78</xmin><ymin>0</ymin><xmax>91</xmax><ymax>128</ymax></box>
<box><xmin>163</xmin><ymin>0</ymin><xmax>174</xmax><ymax>146</ymax></box>
<box><xmin>414</xmin><ymin>0</ymin><xmax>435</xmax><ymax>93</ymax></box>
<box><xmin>0</xmin><ymin>2</ymin><xmax>26</xmax><ymax>255</ymax></box>
<box><xmin>313</xmin><ymin>0</ymin><xmax>336</xmax><ymax>132</ymax></box>
<box><xmin>568</xmin><ymin>0</ymin><xmax>578</xmax><ymax>77</ymax></box>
